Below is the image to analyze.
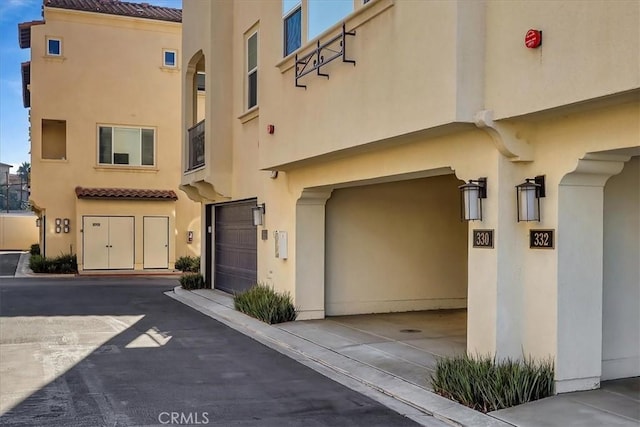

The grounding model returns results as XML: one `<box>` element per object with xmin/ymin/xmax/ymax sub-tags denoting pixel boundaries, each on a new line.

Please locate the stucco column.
<box><xmin>295</xmin><ymin>189</ymin><xmax>332</xmax><ymax>320</ymax></box>
<box><xmin>556</xmin><ymin>154</ymin><xmax>628</xmax><ymax>393</ymax></box>
<box><xmin>466</xmin><ymin>156</ymin><xmax>523</xmax><ymax>360</ymax></box>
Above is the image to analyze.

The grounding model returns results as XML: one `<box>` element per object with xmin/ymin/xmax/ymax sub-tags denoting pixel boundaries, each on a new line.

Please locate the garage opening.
<box><xmin>602</xmin><ymin>155</ymin><xmax>639</xmax><ymax>380</ymax></box>
<box><xmin>325</xmin><ymin>174</ymin><xmax>468</xmax><ymax>316</ymax></box>
<box><xmin>213</xmin><ymin>200</ymin><xmax>257</xmax><ymax>294</ymax></box>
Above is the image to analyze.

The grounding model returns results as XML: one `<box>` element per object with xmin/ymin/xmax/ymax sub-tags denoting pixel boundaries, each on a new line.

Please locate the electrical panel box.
<box><xmin>274</xmin><ymin>231</ymin><xmax>288</xmax><ymax>259</ymax></box>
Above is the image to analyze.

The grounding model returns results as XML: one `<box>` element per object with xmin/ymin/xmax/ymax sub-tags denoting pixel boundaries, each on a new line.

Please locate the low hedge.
<box><xmin>234</xmin><ymin>284</ymin><xmax>297</xmax><ymax>324</ymax></box>
<box><xmin>180</xmin><ymin>273</ymin><xmax>205</xmax><ymax>290</ymax></box>
<box><xmin>30</xmin><ymin>243</ymin><xmax>40</xmax><ymax>256</ymax></box>
<box><xmin>431</xmin><ymin>354</ymin><xmax>554</xmax><ymax>413</ymax></box>
<box><xmin>29</xmin><ymin>253</ymin><xmax>77</xmax><ymax>274</ymax></box>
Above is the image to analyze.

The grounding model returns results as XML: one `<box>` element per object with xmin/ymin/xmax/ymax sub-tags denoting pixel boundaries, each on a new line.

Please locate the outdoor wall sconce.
<box><xmin>252</xmin><ymin>203</ymin><xmax>265</xmax><ymax>227</ymax></box>
<box><xmin>458</xmin><ymin>177</ymin><xmax>487</xmax><ymax>221</ymax></box>
<box><xmin>55</xmin><ymin>218</ymin><xmax>62</xmax><ymax>233</ymax></box>
<box><xmin>63</xmin><ymin>218</ymin><xmax>70</xmax><ymax>233</ymax></box>
<box><xmin>516</xmin><ymin>175</ymin><xmax>546</xmax><ymax>222</ymax></box>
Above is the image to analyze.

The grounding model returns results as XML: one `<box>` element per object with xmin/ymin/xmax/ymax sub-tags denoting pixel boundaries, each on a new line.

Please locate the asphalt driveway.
<box><xmin>0</xmin><ymin>277</ymin><xmax>419</xmax><ymax>426</ymax></box>
<box><xmin>0</xmin><ymin>252</ymin><xmax>21</xmax><ymax>277</ymax></box>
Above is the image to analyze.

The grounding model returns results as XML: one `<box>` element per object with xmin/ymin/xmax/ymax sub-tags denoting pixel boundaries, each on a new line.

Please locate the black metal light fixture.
<box><xmin>458</xmin><ymin>177</ymin><xmax>487</xmax><ymax>221</ymax></box>
<box><xmin>516</xmin><ymin>175</ymin><xmax>545</xmax><ymax>222</ymax></box>
<box><xmin>252</xmin><ymin>203</ymin><xmax>265</xmax><ymax>227</ymax></box>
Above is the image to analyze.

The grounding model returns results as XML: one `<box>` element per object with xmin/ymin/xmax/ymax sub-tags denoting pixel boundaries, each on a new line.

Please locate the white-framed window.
<box><xmin>282</xmin><ymin>0</ymin><xmax>353</xmax><ymax>56</ymax></box>
<box><xmin>98</xmin><ymin>126</ymin><xmax>155</xmax><ymax>167</ymax></box>
<box><xmin>46</xmin><ymin>37</ymin><xmax>62</xmax><ymax>56</ymax></box>
<box><xmin>246</xmin><ymin>31</ymin><xmax>258</xmax><ymax>109</ymax></box>
<box><xmin>163</xmin><ymin>49</ymin><xmax>177</xmax><ymax>67</ymax></box>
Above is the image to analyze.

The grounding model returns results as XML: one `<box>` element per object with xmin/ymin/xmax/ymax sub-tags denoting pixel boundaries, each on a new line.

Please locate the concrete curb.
<box><xmin>166</xmin><ymin>287</ymin><xmax>513</xmax><ymax>427</ymax></box>
<box><xmin>12</xmin><ymin>252</ymin><xmax>181</xmax><ymax>279</ymax></box>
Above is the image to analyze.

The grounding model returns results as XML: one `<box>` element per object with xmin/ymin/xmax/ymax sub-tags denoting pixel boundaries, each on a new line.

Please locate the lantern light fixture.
<box><xmin>252</xmin><ymin>203</ymin><xmax>265</xmax><ymax>227</ymax></box>
<box><xmin>516</xmin><ymin>175</ymin><xmax>546</xmax><ymax>222</ymax></box>
<box><xmin>458</xmin><ymin>177</ymin><xmax>487</xmax><ymax>221</ymax></box>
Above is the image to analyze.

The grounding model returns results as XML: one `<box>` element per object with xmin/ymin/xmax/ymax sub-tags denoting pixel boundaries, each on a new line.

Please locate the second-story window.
<box><xmin>282</xmin><ymin>0</ymin><xmax>353</xmax><ymax>56</ymax></box>
<box><xmin>283</xmin><ymin>1</ymin><xmax>301</xmax><ymax>56</ymax></box>
<box><xmin>163</xmin><ymin>49</ymin><xmax>177</xmax><ymax>67</ymax></box>
<box><xmin>47</xmin><ymin>37</ymin><xmax>61</xmax><ymax>56</ymax></box>
<box><xmin>98</xmin><ymin>126</ymin><xmax>155</xmax><ymax>167</ymax></box>
<box><xmin>247</xmin><ymin>31</ymin><xmax>258</xmax><ymax>109</ymax></box>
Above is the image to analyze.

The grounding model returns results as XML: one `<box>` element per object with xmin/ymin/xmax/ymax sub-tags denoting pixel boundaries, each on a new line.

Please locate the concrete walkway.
<box><xmin>168</xmin><ymin>287</ymin><xmax>640</xmax><ymax>427</ymax></box>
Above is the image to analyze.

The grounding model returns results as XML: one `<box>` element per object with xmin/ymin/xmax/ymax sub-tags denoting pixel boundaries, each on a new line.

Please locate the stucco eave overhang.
<box><xmin>500</xmin><ymin>88</ymin><xmax>640</xmax><ymax>124</ymax></box>
<box><xmin>263</xmin><ymin>122</ymin><xmax>476</xmax><ymax>173</ymax></box>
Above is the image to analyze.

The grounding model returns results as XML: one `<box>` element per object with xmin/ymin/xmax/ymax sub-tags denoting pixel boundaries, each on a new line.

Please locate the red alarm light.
<box><xmin>525</xmin><ymin>29</ymin><xmax>542</xmax><ymax>48</ymax></box>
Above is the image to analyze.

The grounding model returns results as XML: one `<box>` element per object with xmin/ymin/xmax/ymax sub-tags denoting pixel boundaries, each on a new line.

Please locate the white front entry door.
<box><xmin>109</xmin><ymin>217</ymin><xmax>134</xmax><ymax>269</ymax></box>
<box><xmin>143</xmin><ymin>216</ymin><xmax>169</xmax><ymax>269</ymax></box>
<box><xmin>83</xmin><ymin>216</ymin><xmax>110</xmax><ymax>270</ymax></box>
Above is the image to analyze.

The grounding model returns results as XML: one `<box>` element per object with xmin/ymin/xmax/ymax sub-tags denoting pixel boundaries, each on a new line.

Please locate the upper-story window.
<box><xmin>283</xmin><ymin>2</ymin><xmax>301</xmax><ymax>56</ymax></box>
<box><xmin>98</xmin><ymin>126</ymin><xmax>155</xmax><ymax>167</ymax></box>
<box><xmin>163</xmin><ymin>49</ymin><xmax>177</xmax><ymax>67</ymax></box>
<box><xmin>247</xmin><ymin>31</ymin><xmax>258</xmax><ymax>109</ymax></box>
<box><xmin>196</xmin><ymin>72</ymin><xmax>205</xmax><ymax>92</ymax></box>
<box><xmin>46</xmin><ymin>37</ymin><xmax>61</xmax><ymax>56</ymax></box>
<box><xmin>282</xmin><ymin>0</ymin><xmax>353</xmax><ymax>56</ymax></box>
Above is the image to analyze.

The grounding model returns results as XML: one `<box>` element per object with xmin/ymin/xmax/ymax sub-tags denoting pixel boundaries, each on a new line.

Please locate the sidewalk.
<box><xmin>167</xmin><ymin>287</ymin><xmax>508</xmax><ymax>427</ymax></box>
<box><xmin>167</xmin><ymin>287</ymin><xmax>639</xmax><ymax>427</ymax></box>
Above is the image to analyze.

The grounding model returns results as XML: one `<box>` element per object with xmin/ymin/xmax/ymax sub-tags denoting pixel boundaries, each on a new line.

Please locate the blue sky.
<box><xmin>0</xmin><ymin>0</ymin><xmax>182</xmax><ymax>169</ymax></box>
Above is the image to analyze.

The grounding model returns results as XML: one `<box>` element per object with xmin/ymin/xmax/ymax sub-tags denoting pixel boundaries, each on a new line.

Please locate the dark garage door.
<box><xmin>214</xmin><ymin>200</ymin><xmax>257</xmax><ymax>294</ymax></box>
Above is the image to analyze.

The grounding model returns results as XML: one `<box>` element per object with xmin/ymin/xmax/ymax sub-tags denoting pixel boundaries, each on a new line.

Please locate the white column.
<box><xmin>556</xmin><ymin>154</ymin><xmax>627</xmax><ymax>393</ymax></box>
<box><xmin>295</xmin><ymin>189</ymin><xmax>332</xmax><ymax>320</ymax></box>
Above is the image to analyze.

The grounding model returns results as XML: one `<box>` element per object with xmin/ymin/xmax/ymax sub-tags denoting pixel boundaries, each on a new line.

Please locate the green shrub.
<box><xmin>29</xmin><ymin>253</ymin><xmax>77</xmax><ymax>274</ymax></box>
<box><xmin>30</xmin><ymin>243</ymin><xmax>40</xmax><ymax>256</ymax></box>
<box><xmin>234</xmin><ymin>284</ymin><xmax>297</xmax><ymax>324</ymax></box>
<box><xmin>29</xmin><ymin>254</ymin><xmax>49</xmax><ymax>273</ymax></box>
<box><xmin>431</xmin><ymin>354</ymin><xmax>554</xmax><ymax>413</ymax></box>
<box><xmin>175</xmin><ymin>256</ymin><xmax>200</xmax><ymax>272</ymax></box>
<box><xmin>180</xmin><ymin>273</ymin><xmax>205</xmax><ymax>290</ymax></box>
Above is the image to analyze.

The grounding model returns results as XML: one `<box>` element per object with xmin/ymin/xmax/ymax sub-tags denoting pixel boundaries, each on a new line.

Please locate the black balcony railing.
<box><xmin>295</xmin><ymin>23</ymin><xmax>356</xmax><ymax>89</ymax></box>
<box><xmin>187</xmin><ymin>119</ymin><xmax>205</xmax><ymax>171</ymax></box>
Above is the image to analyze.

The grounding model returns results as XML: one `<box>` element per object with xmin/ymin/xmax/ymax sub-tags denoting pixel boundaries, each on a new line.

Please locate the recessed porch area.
<box><xmin>279</xmin><ymin>309</ymin><xmax>467</xmax><ymax>390</ymax></box>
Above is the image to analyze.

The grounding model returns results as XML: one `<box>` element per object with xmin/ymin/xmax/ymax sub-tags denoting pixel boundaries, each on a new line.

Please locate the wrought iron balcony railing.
<box><xmin>295</xmin><ymin>23</ymin><xmax>356</xmax><ymax>89</ymax></box>
<box><xmin>187</xmin><ymin>119</ymin><xmax>205</xmax><ymax>172</ymax></box>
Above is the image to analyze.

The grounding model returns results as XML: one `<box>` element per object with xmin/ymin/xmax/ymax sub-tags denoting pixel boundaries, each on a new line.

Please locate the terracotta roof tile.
<box><xmin>75</xmin><ymin>186</ymin><xmax>178</xmax><ymax>201</ymax></box>
<box><xmin>44</xmin><ymin>0</ymin><xmax>182</xmax><ymax>23</ymax></box>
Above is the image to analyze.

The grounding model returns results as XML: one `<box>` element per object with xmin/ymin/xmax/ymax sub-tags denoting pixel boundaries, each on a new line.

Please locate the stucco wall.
<box><xmin>0</xmin><ymin>214</ymin><xmax>39</xmax><ymax>250</ymax></box>
<box><xmin>27</xmin><ymin>7</ymin><xmax>200</xmax><ymax>266</ymax></box>
<box><xmin>602</xmin><ymin>156</ymin><xmax>640</xmax><ymax>380</ymax></box>
<box><xmin>75</xmin><ymin>198</ymin><xmax>200</xmax><ymax>271</ymax></box>
<box><xmin>325</xmin><ymin>175</ymin><xmax>468</xmax><ymax>315</ymax></box>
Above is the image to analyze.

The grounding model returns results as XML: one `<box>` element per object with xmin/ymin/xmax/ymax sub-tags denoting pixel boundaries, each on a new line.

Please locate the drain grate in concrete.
<box><xmin>399</xmin><ymin>329</ymin><xmax>422</xmax><ymax>333</ymax></box>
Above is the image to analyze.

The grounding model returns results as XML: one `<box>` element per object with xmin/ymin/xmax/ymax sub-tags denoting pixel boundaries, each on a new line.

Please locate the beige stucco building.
<box><xmin>20</xmin><ymin>0</ymin><xmax>200</xmax><ymax>271</ymax></box>
<box><xmin>181</xmin><ymin>0</ymin><xmax>638</xmax><ymax>394</ymax></box>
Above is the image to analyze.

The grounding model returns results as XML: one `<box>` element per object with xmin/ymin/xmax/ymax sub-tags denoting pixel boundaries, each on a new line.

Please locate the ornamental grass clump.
<box><xmin>431</xmin><ymin>354</ymin><xmax>554</xmax><ymax>413</ymax></box>
<box><xmin>175</xmin><ymin>256</ymin><xmax>200</xmax><ymax>272</ymax></box>
<box><xmin>234</xmin><ymin>284</ymin><xmax>297</xmax><ymax>324</ymax></box>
